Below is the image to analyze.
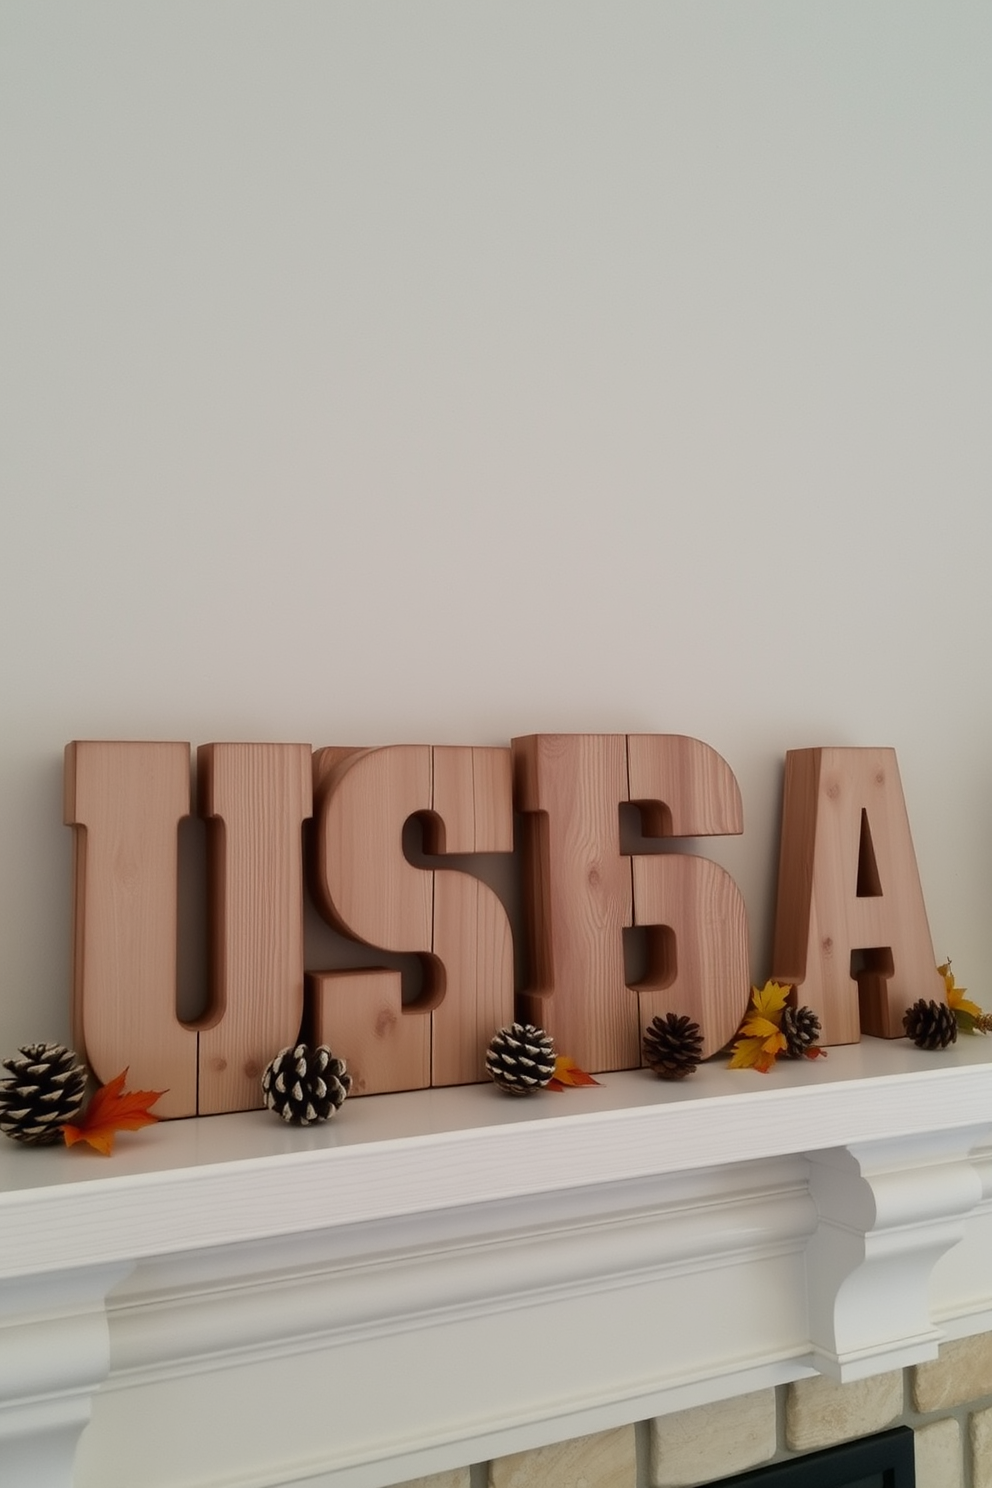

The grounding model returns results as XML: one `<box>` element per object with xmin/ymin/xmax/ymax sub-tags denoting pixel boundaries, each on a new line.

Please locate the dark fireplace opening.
<box><xmin>710</xmin><ymin>1426</ymin><xmax>915</xmax><ymax>1487</ymax></box>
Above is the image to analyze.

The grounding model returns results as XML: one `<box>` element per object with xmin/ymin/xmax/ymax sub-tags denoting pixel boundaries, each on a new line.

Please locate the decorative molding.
<box><xmin>101</xmin><ymin>1156</ymin><xmax>816</xmax><ymax>1384</ymax></box>
<box><xmin>0</xmin><ymin>1264</ymin><xmax>134</xmax><ymax>1488</ymax></box>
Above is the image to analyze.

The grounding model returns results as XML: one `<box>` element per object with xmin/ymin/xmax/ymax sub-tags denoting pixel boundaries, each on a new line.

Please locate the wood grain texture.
<box><xmin>196</xmin><ymin>743</ymin><xmax>312</xmax><ymax>1114</ymax></box>
<box><xmin>626</xmin><ymin>733</ymin><xmax>744</xmax><ymax>836</ymax></box>
<box><xmin>626</xmin><ymin>734</ymin><xmax>749</xmax><ymax>1058</ymax></box>
<box><xmin>310</xmin><ymin>745</ymin><xmax>514</xmax><ymax>1088</ymax></box>
<box><xmin>431</xmin><ymin>746</ymin><xmax>514</xmax><ymax>1084</ymax></box>
<box><xmin>512</xmin><ymin>734</ymin><xmax>637</xmax><ymax>1072</ymax></box>
<box><xmin>311</xmin><ymin>745</ymin><xmax>433</xmax><ymax>952</ymax></box>
<box><xmin>633</xmin><ymin>855</ymin><xmax>749</xmax><ymax>1058</ymax></box>
<box><xmin>431</xmin><ymin>746</ymin><xmax>514</xmax><ymax>853</ymax></box>
<box><xmin>64</xmin><ymin>740</ymin><xmax>197</xmax><ymax>1118</ymax></box>
<box><xmin>307</xmin><ymin>969</ymin><xmax>430</xmax><ymax>1096</ymax></box>
<box><xmin>771</xmin><ymin>747</ymin><xmax>944</xmax><ymax>1043</ymax></box>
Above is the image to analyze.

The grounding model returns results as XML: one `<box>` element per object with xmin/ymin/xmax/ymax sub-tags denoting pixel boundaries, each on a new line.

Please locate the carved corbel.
<box><xmin>804</xmin><ymin>1126</ymin><xmax>991</xmax><ymax>1380</ymax></box>
<box><xmin>0</xmin><ymin>1263</ymin><xmax>133</xmax><ymax>1488</ymax></box>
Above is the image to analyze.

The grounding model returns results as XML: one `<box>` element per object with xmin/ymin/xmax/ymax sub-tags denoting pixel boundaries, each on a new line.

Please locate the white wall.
<box><xmin>1</xmin><ymin>2</ymin><xmax>990</xmax><ymax>1053</ymax></box>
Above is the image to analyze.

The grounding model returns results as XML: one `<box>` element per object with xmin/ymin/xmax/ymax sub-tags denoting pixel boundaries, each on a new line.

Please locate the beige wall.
<box><xmin>1</xmin><ymin>2</ymin><xmax>990</xmax><ymax>1051</ymax></box>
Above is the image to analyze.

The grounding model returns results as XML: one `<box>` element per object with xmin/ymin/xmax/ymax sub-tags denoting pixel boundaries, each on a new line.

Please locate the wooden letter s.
<box><xmin>309</xmin><ymin>745</ymin><xmax>514</xmax><ymax>1092</ymax></box>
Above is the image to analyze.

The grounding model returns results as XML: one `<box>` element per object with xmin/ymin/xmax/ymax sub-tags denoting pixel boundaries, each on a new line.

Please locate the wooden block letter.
<box><xmin>513</xmin><ymin>733</ymin><xmax>750</xmax><ymax>1071</ymax></box>
<box><xmin>64</xmin><ymin>741</ymin><xmax>198</xmax><ymax>1118</ymax></box>
<box><xmin>627</xmin><ymin>735</ymin><xmax>749</xmax><ymax>1059</ymax></box>
<box><xmin>310</xmin><ymin>746</ymin><xmax>434</xmax><ymax>1095</ymax></box>
<box><xmin>308</xmin><ymin>969</ymin><xmax>429</xmax><ymax>1097</ymax></box>
<box><xmin>311</xmin><ymin>745</ymin><xmax>434</xmax><ymax>952</ymax></box>
<box><xmin>196</xmin><ymin>743</ymin><xmax>313</xmax><ymax>1113</ymax></box>
<box><xmin>429</xmin><ymin>746</ymin><xmax>514</xmax><ymax>1085</ymax></box>
<box><xmin>771</xmin><ymin>747</ymin><xmax>944</xmax><ymax>1043</ymax></box>
<box><xmin>512</xmin><ymin>734</ymin><xmax>636</xmax><ymax>1072</ymax></box>
<box><xmin>310</xmin><ymin>744</ymin><xmax>515</xmax><ymax>1090</ymax></box>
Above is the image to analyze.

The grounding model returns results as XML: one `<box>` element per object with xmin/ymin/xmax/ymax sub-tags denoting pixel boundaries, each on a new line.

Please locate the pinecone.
<box><xmin>0</xmin><ymin>1043</ymin><xmax>88</xmax><ymax>1145</ymax></box>
<box><xmin>781</xmin><ymin>1005</ymin><xmax>821</xmax><ymax>1059</ymax></box>
<box><xmin>261</xmin><ymin>1044</ymin><xmax>351</xmax><ymax>1124</ymax></box>
<box><xmin>642</xmin><ymin>1013</ymin><xmax>704</xmax><ymax>1080</ymax></box>
<box><xmin>485</xmin><ymin>1023</ymin><xmax>556</xmax><ymax>1094</ymax></box>
<box><xmin>903</xmin><ymin>999</ymin><xmax>958</xmax><ymax>1050</ymax></box>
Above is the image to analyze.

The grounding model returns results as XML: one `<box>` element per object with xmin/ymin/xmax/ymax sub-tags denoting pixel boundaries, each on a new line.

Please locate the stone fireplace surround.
<box><xmin>3</xmin><ymin>1038</ymin><xmax>992</xmax><ymax>1488</ymax></box>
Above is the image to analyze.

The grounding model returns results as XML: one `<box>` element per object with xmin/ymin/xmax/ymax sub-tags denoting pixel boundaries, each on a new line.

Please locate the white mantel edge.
<box><xmin>3</xmin><ymin>1038</ymin><xmax>992</xmax><ymax>1275</ymax></box>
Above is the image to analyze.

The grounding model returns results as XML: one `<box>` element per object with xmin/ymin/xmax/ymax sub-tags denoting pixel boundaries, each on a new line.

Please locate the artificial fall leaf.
<box><xmin>938</xmin><ymin>959</ymin><xmax>984</xmax><ymax>1030</ymax></box>
<box><xmin>728</xmin><ymin>981</ymin><xmax>793</xmax><ymax>1073</ymax></box>
<box><xmin>546</xmin><ymin>1054</ymin><xmax>602</xmax><ymax>1091</ymax></box>
<box><xmin>728</xmin><ymin>1029</ymin><xmax>788</xmax><ymax>1073</ymax></box>
<box><xmin>740</xmin><ymin>1014</ymin><xmax>784</xmax><ymax>1042</ymax></box>
<box><xmin>727</xmin><ymin>1037</ymin><xmax>766</xmax><ymax>1071</ymax></box>
<box><xmin>749</xmin><ymin>981</ymin><xmax>792</xmax><ymax>1023</ymax></box>
<box><xmin>63</xmin><ymin>1068</ymin><xmax>166</xmax><ymax>1155</ymax></box>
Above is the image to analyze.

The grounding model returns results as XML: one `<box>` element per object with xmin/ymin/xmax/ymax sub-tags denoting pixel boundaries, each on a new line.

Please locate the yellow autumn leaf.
<box><xmin>938</xmin><ymin>960</ymin><xmax>983</xmax><ymax>1022</ymax></box>
<box><xmin>728</xmin><ymin>981</ymin><xmax>792</xmax><ymax>1073</ymax></box>
<box><xmin>728</xmin><ymin>1036</ymin><xmax>767</xmax><ymax>1071</ymax></box>
<box><xmin>729</xmin><ymin>1028</ymin><xmax>787</xmax><ymax>1071</ymax></box>
<box><xmin>741</xmin><ymin>1014</ymin><xmax>783</xmax><ymax>1041</ymax></box>
<box><xmin>749</xmin><ymin>981</ymin><xmax>791</xmax><ymax>1024</ymax></box>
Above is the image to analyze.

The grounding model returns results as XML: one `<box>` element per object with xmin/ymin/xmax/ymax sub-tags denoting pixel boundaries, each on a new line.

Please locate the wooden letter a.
<box><xmin>771</xmin><ymin>747</ymin><xmax>944</xmax><ymax>1043</ymax></box>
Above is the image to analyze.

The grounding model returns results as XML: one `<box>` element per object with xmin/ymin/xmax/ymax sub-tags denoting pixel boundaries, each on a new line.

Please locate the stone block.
<box><xmin>971</xmin><ymin>1405</ymin><xmax>992</xmax><ymax>1488</ymax></box>
<box><xmin>913</xmin><ymin>1417</ymin><xmax>962</xmax><ymax>1488</ymax></box>
<box><xmin>397</xmin><ymin>1472</ymin><xmax>471</xmax><ymax>1488</ymax></box>
<box><xmin>784</xmin><ymin>1370</ymin><xmax>902</xmax><ymax>1451</ymax></box>
<box><xmin>649</xmin><ymin>1390</ymin><xmax>776</xmax><ymax>1487</ymax></box>
<box><xmin>912</xmin><ymin>1333</ymin><xmax>992</xmax><ymax>1412</ymax></box>
<box><xmin>489</xmin><ymin>1426</ymin><xmax>635</xmax><ymax>1488</ymax></box>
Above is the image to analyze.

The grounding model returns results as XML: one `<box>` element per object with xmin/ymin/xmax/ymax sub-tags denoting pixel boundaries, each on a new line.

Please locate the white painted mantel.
<box><xmin>3</xmin><ymin>1039</ymin><xmax>992</xmax><ymax>1488</ymax></box>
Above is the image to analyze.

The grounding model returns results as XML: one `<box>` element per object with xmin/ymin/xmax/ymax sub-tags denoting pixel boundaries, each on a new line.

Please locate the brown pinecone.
<box><xmin>642</xmin><ymin>1013</ymin><xmax>703</xmax><ymax>1080</ymax></box>
<box><xmin>0</xmin><ymin>1043</ymin><xmax>88</xmax><ymax>1144</ymax></box>
<box><xmin>903</xmin><ymin>999</ymin><xmax>958</xmax><ymax>1050</ymax></box>
<box><xmin>261</xmin><ymin>1044</ymin><xmax>351</xmax><ymax>1124</ymax></box>
<box><xmin>485</xmin><ymin>1023</ymin><xmax>556</xmax><ymax>1095</ymax></box>
<box><xmin>781</xmin><ymin>1005</ymin><xmax>821</xmax><ymax>1059</ymax></box>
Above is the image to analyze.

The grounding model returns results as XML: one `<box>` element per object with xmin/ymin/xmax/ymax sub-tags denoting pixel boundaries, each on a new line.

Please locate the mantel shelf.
<box><xmin>3</xmin><ymin>1036</ymin><xmax>992</xmax><ymax>1279</ymax></box>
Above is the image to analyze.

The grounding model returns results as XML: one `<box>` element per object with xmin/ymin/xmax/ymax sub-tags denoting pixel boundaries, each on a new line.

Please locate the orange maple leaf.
<box><xmin>546</xmin><ymin>1054</ymin><xmax>602</xmax><ymax>1091</ymax></box>
<box><xmin>63</xmin><ymin>1069</ymin><xmax>167</xmax><ymax>1155</ymax></box>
